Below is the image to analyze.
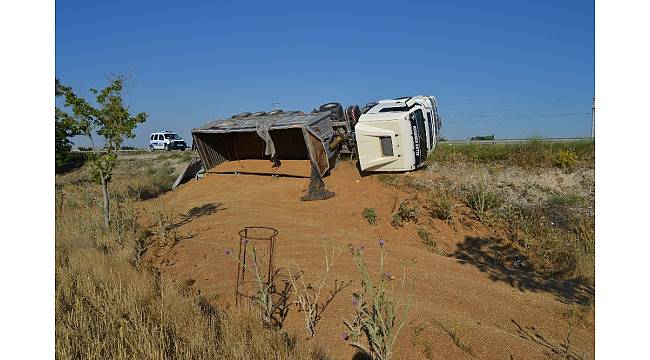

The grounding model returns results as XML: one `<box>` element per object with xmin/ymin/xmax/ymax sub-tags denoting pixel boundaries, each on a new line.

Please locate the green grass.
<box><xmin>391</xmin><ymin>200</ymin><xmax>420</xmax><ymax>228</ymax></box>
<box><xmin>362</xmin><ymin>207</ymin><xmax>378</xmax><ymax>225</ymax></box>
<box><xmin>547</xmin><ymin>192</ymin><xmax>584</xmax><ymax>207</ymax></box>
<box><xmin>428</xmin><ymin>140</ymin><xmax>594</xmax><ymax>168</ymax></box>
<box><xmin>417</xmin><ymin>227</ymin><xmax>435</xmax><ymax>248</ymax></box>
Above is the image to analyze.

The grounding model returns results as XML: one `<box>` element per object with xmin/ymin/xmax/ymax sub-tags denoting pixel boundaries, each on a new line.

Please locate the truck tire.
<box><xmin>164</xmin><ymin>144</ymin><xmax>170</xmax><ymax>151</ymax></box>
<box><xmin>149</xmin><ymin>145</ymin><xmax>154</xmax><ymax>152</ymax></box>
<box><xmin>319</xmin><ymin>102</ymin><xmax>344</xmax><ymax>121</ymax></box>
<box><xmin>232</xmin><ymin>112</ymin><xmax>252</xmax><ymax>118</ymax></box>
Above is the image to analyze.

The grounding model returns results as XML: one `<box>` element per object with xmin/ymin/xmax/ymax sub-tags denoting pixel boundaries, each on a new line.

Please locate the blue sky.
<box><xmin>55</xmin><ymin>0</ymin><xmax>594</xmax><ymax>146</ymax></box>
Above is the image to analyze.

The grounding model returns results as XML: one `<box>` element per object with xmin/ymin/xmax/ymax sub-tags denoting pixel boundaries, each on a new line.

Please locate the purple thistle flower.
<box><xmin>378</xmin><ymin>239</ymin><xmax>385</xmax><ymax>248</ymax></box>
<box><xmin>359</xmin><ymin>244</ymin><xmax>365</xmax><ymax>251</ymax></box>
<box><xmin>224</xmin><ymin>248</ymin><xmax>233</xmax><ymax>256</ymax></box>
<box><xmin>241</xmin><ymin>237</ymin><xmax>249</xmax><ymax>245</ymax></box>
<box><xmin>352</xmin><ymin>297</ymin><xmax>359</xmax><ymax>306</ymax></box>
<box><xmin>341</xmin><ymin>332</ymin><xmax>349</xmax><ymax>341</ymax></box>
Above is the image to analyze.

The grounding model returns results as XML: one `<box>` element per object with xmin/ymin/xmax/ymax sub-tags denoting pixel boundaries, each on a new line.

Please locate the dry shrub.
<box><xmin>554</xmin><ymin>149</ymin><xmax>579</xmax><ymax>169</ymax></box>
<box><xmin>503</xmin><ymin>194</ymin><xmax>594</xmax><ymax>281</ymax></box>
<box><xmin>463</xmin><ymin>183</ymin><xmax>503</xmax><ymax>222</ymax></box>
<box><xmin>426</xmin><ymin>178</ymin><xmax>456</xmax><ymax>223</ymax></box>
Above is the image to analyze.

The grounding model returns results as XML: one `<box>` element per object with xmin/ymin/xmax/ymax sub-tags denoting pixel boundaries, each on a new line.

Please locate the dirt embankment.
<box><xmin>139</xmin><ymin>161</ymin><xmax>594</xmax><ymax>360</ymax></box>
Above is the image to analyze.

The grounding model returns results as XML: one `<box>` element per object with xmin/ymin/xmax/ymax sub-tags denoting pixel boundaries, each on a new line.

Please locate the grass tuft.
<box><xmin>463</xmin><ymin>184</ymin><xmax>503</xmax><ymax>222</ymax></box>
<box><xmin>362</xmin><ymin>207</ymin><xmax>378</xmax><ymax>225</ymax></box>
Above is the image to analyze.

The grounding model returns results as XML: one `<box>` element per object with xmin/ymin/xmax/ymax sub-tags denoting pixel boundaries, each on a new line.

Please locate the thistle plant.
<box><xmin>343</xmin><ymin>240</ymin><xmax>413</xmax><ymax>360</ymax></box>
<box><xmin>225</xmin><ymin>242</ymin><xmax>293</xmax><ymax>329</ymax></box>
<box><xmin>287</xmin><ymin>240</ymin><xmax>351</xmax><ymax>337</ymax></box>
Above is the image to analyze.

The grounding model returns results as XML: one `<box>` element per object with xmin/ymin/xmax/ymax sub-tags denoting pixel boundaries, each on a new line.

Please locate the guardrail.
<box><xmin>441</xmin><ymin>137</ymin><xmax>593</xmax><ymax>145</ymax></box>
<box><xmin>72</xmin><ymin>149</ymin><xmax>145</xmax><ymax>153</ymax></box>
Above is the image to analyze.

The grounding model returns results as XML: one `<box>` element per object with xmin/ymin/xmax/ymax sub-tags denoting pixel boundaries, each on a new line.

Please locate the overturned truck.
<box><xmin>186</xmin><ymin>96</ymin><xmax>442</xmax><ymax>200</ymax></box>
<box><xmin>191</xmin><ymin>103</ymin><xmax>359</xmax><ymax>201</ymax></box>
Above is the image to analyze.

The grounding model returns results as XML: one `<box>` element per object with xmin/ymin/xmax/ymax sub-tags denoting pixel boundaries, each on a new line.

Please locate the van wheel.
<box><xmin>164</xmin><ymin>144</ymin><xmax>170</xmax><ymax>151</ymax></box>
<box><xmin>149</xmin><ymin>145</ymin><xmax>154</xmax><ymax>152</ymax></box>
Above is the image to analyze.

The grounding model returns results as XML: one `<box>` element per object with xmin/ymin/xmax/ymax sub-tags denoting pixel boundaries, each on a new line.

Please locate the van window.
<box><xmin>150</xmin><ymin>134</ymin><xmax>154</xmax><ymax>140</ymax></box>
<box><xmin>155</xmin><ymin>134</ymin><xmax>160</xmax><ymax>140</ymax></box>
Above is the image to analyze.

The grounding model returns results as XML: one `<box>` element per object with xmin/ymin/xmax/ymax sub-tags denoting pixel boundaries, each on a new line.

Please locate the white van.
<box><xmin>149</xmin><ymin>131</ymin><xmax>187</xmax><ymax>151</ymax></box>
<box><xmin>354</xmin><ymin>96</ymin><xmax>441</xmax><ymax>172</ymax></box>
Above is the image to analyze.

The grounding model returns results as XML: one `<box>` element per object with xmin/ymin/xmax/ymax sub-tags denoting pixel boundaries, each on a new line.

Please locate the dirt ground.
<box><xmin>139</xmin><ymin>160</ymin><xmax>594</xmax><ymax>360</ymax></box>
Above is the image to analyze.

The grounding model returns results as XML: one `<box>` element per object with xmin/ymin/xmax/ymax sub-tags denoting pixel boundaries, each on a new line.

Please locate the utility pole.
<box><xmin>591</xmin><ymin>97</ymin><xmax>595</xmax><ymax>138</ymax></box>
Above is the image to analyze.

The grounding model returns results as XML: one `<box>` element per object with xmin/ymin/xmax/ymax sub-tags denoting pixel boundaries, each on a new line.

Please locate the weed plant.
<box><xmin>390</xmin><ymin>201</ymin><xmax>419</xmax><ymax>228</ymax></box>
<box><xmin>343</xmin><ymin>241</ymin><xmax>412</xmax><ymax>360</ymax></box>
<box><xmin>417</xmin><ymin>227</ymin><xmax>435</xmax><ymax>249</ymax></box>
<box><xmin>463</xmin><ymin>183</ymin><xmax>503</xmax><ymax>222</ymax></box>
<box><xmin>286</xmin><ymin>241</ymin><xmax>351</xmax><ymax>337</ymax></box>
<box><xmin>363</xmin><ymin>208</ymin><xmax>378</xmax><ymax>225</ymax></box>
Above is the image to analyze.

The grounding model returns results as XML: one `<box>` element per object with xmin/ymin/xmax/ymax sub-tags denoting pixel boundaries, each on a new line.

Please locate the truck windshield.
<box><xmin>164</xmin><ymin>134</ymin><xmax>181</xmax><ymax>139</ymax></box>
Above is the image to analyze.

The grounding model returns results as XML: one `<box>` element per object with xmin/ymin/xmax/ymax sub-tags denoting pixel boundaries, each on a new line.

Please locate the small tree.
<box><xmin>56</xmin><ymin>76</ymin><xmax>147</xmax><ymax>227</ymax></box>
<box><xmin>55</xmin><ymin>79</ymin><xmax>84</xmax><ymax>172</ymax></box>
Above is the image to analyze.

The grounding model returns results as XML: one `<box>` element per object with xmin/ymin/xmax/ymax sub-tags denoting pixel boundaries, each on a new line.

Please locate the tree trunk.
<box><xmin>100</xmin><ymin>174</ymin><xmax>110</xmax><ymax>228</ymax></box>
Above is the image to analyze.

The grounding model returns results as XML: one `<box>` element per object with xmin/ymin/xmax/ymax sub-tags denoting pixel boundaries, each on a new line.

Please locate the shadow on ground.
<box><xmin>511</xmin><ymin>319</ymin><xmax>585</xmax><ymax>360</ymax></box>
<box><xmin>453</xmin><ymin>236</ymin><xmax>594</xmax><ymax>305</ymax></box>
<box><xmin>170</xmin><ymin>203</ymin><xmax>226</xmax><ymax>230</ymax></box>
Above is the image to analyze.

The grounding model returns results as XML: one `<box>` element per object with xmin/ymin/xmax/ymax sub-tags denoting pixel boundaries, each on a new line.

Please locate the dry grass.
<box><xmin>374</xmin><ymin>141</ymin><xmax>595</xmax><ymax>283</ymax></box>
<box><xmin>503</xmin><ymin>195</ymin><xmax>595</xmax><ymax>280</ymax></box>
<box><xmin>56</xmin><ymin>156</ymin><xmax>327</xmax><ymax>360</ymax></box>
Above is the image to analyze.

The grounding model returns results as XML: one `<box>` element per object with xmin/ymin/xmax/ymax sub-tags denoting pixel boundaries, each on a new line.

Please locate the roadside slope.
<box><xmin>140</xmin><ymin>161</ymin><xmax>594</xmax><ymax>360</ymax></box>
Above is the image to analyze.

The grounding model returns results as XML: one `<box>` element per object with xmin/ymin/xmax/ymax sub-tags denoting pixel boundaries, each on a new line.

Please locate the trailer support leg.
<box><xmin>300</xmin><ymin>163</ymin><xmax>335</xmax><ymax>201</ymax></box>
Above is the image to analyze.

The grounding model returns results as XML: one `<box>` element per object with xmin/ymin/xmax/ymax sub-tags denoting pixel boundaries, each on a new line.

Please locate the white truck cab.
<box><xmin>355</xmin><ymin>96</ymin><xmax>441</xmax><ymax>172</ymax></box>
<box><xmin>149</xmin><ymin>131</ymin><xmax>187</xmax><ymax>151</ymax></box>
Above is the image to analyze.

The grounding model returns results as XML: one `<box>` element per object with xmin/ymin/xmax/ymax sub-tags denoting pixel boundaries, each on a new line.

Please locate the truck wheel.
<box><xmin>149</xmin><ymin>145</ymin><xmax>154</xmax><ymax>152</ymax></box>
<box><xmin>319</xmin><ymin>102</ymin><xmax>344</xmax><ymax>121</ymax></box>
<box><xmin>164</xmin><ymin>144</ymin><xmax>170</xmax><ymax>151</ymax></box>
<box><xmin>232</xmin><ymin>112</ymin><xmax>252</xmax><ymax>118</ymax></box>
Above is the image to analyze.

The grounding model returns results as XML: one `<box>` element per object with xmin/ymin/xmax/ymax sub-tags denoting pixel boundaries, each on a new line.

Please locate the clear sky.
<box><xmin>55</xmin><ymin>0</ymin><xmax>594</xmax><ymax>146</ymax></box>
